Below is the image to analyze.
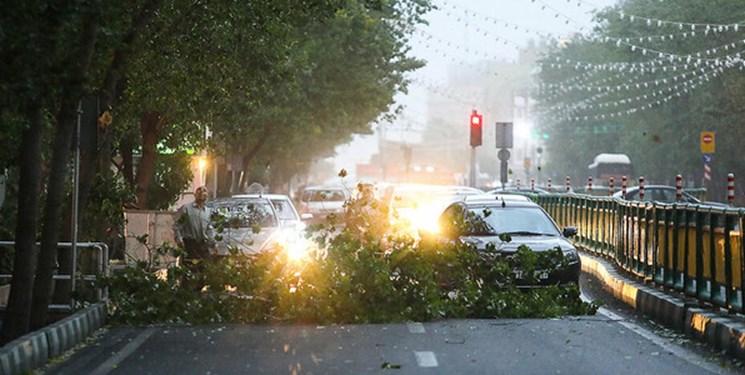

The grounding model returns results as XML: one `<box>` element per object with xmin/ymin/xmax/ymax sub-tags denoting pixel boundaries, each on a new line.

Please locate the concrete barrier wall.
<box><xmin>0</xmin><ymin>302</ymin><xmax>106</xmax><ymax>375</ymax></box>
<box><xmin>124</xmin><ymin>210</ymin><xmax>178</xmax><ymax>266</ymax></box>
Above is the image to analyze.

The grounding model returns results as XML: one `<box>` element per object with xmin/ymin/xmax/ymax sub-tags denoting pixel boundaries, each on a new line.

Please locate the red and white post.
<box><xmin>622</xmin><ymin>176</ymin><xmax>627</xmax><ymax>197</ymax></box>
<box><xmin>727</xmin><ymin>173</ymin><xmax>735</xmax><ymax>205</ymax></box>
<box><xmin>675</xmin><ymin>174</ymin><xmax>683</xmax><ymax>201</ymax></box>
<box><xmin>566</xmin><ymin>176</ymin><xmax>571</xmax><ymax>192</ymax></box>
<box><xmin>609</xmin><ymin>177</ymin><xmax>615</xmax><ymax>195</ymax></box>
<box><xmin>639</xmin><ymin>176</ymin><xmax>645</xmax><ymax>200</ymax></box>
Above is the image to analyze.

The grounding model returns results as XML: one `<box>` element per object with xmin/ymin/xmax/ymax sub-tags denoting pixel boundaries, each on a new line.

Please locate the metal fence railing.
<box><xmin>536</xmin><ymin>194</ymin><xmax>744</xmax><ymax>313</ymax></box>
<box><xmin>0</xmin><ymin>241</ymin><xmax>109</xmax><ymax>311</ymax></box>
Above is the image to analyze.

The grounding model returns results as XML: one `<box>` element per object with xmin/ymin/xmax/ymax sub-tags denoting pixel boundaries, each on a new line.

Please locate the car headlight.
<box><xmin>562</xmin><ymin>248</ymin><xmax>580</xmax><ymax>264</ymax></box>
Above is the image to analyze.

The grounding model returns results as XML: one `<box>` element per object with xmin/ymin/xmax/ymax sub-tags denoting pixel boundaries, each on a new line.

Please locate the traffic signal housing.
<box><xmin>470</xmin><ymin>110</ymin><xmax>483</xmax><ymax>147</ymax></box>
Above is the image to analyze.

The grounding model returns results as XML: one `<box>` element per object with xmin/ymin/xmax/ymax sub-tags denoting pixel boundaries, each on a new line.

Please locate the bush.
<box><xmin>100</xmin><ymin>212</ymin><xmax>599</xmax><ymax>325</ymax></box>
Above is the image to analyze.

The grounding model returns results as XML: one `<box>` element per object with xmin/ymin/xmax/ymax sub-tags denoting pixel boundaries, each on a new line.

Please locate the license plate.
<box><xmin>513</xmin><ymin>269</ymin><xmax>549</xmax><ymax>280</ymax></box>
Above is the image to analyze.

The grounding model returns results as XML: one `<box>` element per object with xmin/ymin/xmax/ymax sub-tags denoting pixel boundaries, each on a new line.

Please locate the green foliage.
<box><xmin>145</xmin><ymin>152</ymin><xmax>193</xmax><ymax>210</ymax></box>
<box><xmin>535</xmin><ymin>0</ymin><xmax>745</xmax><ymax>193</ymax></box>
<box><xmin>102</xmin><ymin>207</ymin><xmax>598</xmax><ymax>325</ymax></box>
<box><xmin>81</xmin><ymin>173</ymin><xmax>136</xmax><ymax>258</ymax></box>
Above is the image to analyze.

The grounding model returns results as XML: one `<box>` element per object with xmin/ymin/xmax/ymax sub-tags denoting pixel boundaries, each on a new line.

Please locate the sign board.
<box><xmin>497</xmin><ymin>148</ymin><xmax>510</xmax><ymax>161</ymax></box>
<box><xmin>495</xmin><ymin>122</ymin><xmax>513</xmax><ymax>149</ymax></box>
<box><xmin>702</xmin><ymin>153</ymin><xmax>712</xmax><ymax>163</ymax></box>
<box><xmin>700</xmin><ymin>131</ymin><xmax>715</xmax><ymax>153</ymax></box>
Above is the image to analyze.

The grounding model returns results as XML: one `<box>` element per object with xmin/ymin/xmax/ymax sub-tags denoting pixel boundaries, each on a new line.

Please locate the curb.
<box><xmin>581</xmin><ymin>253</ymin><xmax>745</xmax><ymax>361</ymax></box>
<box><xmin>0</xmin><ymin>302</ymin><xmax>107</xmax><ymax>375</ymax></box>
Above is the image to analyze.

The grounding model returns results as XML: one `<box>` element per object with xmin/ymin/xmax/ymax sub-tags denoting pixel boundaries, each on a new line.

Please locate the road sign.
<box><xmin>497</xmin><ymin>148</ymin><xmax>510</xmax><ymax>161</ymax></box>
<box><xmin>703</xmin><ymin>153</ymin><xmax>712</xmax><ymax>163</ymax></box>
<box><xmin>700</xmin><ymin>131</ymin><xmax>715</xmax><ymax>153</ymax></box>
<box><xmin>495</xmin><ymin>122</ymin><xmax>513</xmax><ymax>148</ymax></box>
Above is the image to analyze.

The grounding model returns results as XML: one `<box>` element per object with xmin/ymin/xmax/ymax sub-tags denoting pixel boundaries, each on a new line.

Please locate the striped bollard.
<box><xmin>587</xmin><ymin>176</ymin><xmax>593</xmax><ymax>192</ymax></box>
<box><xmin>675</xmin><ymin>174</ymin><xmax>682</xmax><ymax>201</ymax></box>
<box><xmin>609</xmin><ymin>177</ymin><xmax>614</xmax><ymax>195</ymax></box>
<box><xmin>548</xmin><ymin>178</ymin><xmax>552</xmax><ymax>193</ymax></box>
<box><xmin>531</xmin><ymin>178</ymin><xmax>535</xmax><ymax>193</ymax></box>
<box><xmin>566</xmin><ymin>176</ymin><xmax>571</xmax><ymax>192</ymax></box>
<box><xmin>727</xmin><ymin>173</ymin><xmax>735</xmax><ymax>205</ymax></box>
<box><xmin>639</xmin><ymin>176</ymin><xmax>645</xmax><ymax>200</ymax></box>
<box><xmin>622</xmin><ymin>176</ymin><xmax>627</xmax><ymax>197</ymax></box>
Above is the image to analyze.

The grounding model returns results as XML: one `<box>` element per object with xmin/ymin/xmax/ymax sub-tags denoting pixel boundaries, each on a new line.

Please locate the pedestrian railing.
<box><xmin>0</xmin><ymin>241</ymin><xmax>109</xmax><ymax>311</ymax></box>
<box><xmin>536</xmin><ymin>194</ymin><xmax>744</xmax><ymax>313</ymax></box>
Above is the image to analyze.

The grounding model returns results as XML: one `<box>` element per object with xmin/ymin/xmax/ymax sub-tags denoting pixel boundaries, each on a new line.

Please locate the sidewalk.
<box><xmin>580</xmin><ymin>252</ymin><xmax>745</xmax><ymax>361</ymax></box>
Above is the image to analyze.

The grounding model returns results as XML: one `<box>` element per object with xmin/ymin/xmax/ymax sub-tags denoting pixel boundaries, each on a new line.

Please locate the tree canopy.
<box><xmin>534</xmin><ymin>0</ymin><xmax>745</xmax><ymax>199</ymax></box>
<box><xmin>0</xmin><ymin>0</ymin><xmax>433</xmax><ymax>343</ymax></box>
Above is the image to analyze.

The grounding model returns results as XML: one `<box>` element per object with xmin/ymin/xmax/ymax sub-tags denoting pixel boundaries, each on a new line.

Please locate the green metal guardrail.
<box><xmin>535</xmin><ymin>194</ymin><xmax>744</xmax><ymax>313</ymax></box>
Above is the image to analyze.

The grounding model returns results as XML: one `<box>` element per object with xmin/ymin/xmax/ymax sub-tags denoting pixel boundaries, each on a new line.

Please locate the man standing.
<box><xmin>173</xmin><ymin>186</ymin><xmax>216</xmax><ymax>263</ymax></box>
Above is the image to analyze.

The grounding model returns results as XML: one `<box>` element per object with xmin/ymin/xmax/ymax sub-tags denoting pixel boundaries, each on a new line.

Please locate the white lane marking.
<box><xmin>90</xmin><ymin>328</ymin><xmax>157</xmax><ymax>375</ymax></box>
<box><xmin>581</xmin><ymin>293</ymin><xmax>733</xmax><ymax>374</ymax></box>
<box><xmin>414</xmin><ymin>351</ymin><xmax>439</xmax><ymax>367</ymax></box>
<box><xmin>407</xmin><ymin>322</ymin><xmax>425</xmax><ymax>333</ymax></box>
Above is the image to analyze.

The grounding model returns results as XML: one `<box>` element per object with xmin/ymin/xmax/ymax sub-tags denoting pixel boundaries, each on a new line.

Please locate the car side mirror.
<box><xmin>563</xmin><ymin>226</ymin><xmax>578</xmax><ymax>237</ymax></box>
<box><xmin>301</xmin><ymin>213</ymin><xmax>314</xmax><ymax>220</ymax></box>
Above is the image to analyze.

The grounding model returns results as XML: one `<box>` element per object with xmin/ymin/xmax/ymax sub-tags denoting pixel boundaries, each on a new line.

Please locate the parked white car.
<box><xmin>233</xmin><ymin>193</ymin><xmax>305</xmax><ymax>232</ymax></box>
<box><xmin>207</xmin><ymin>196</ymin><xmax>282</xmax><ymax>255</ymax></box>
<box><xmin>298</xmin><ymin>185</ymin><xmax>350</xmax><ymax>223</ymax></box>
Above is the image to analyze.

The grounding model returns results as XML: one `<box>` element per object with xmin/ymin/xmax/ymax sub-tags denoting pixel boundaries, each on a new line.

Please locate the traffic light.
<box><xmin>470</xmin><ymin>110</ymin><xmax>482</xmax><ymax>147</ymax></box>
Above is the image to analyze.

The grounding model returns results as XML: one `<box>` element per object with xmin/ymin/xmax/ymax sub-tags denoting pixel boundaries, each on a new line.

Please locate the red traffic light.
<box><xmin>471</xmin><ymin>113</ymin><xmax>481</xmax><ymax>126</ymax></box>
<box><xmin>470</xmin><ymin>110</ymin><xmax>482</xmax><ymax>147</ymax></box>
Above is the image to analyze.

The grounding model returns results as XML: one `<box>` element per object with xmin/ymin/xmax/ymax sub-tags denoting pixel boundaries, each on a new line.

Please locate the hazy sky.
<box><xmin>331</xmin><ymin>0</ymin><xmax>619</xmax><ymax>178</ymax></box>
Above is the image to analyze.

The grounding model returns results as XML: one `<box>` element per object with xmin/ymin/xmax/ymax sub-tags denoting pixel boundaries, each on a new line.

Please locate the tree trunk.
<box><xmin>134</xmin><ymin>112</ymin><xmax>165</xmax><ymax>208</ymax></box>
<box><xmin>0</xmin><ymin>106</ymin><xmax>45</xmax><ymax>344</ymax></box>
<box><xmin>30</xmin><ymin>16</ymin><xmax>101</xmax><ymax>329</ymax></box>
<box><xmin>73</xmin><ymin>1</ymin><xmax>163</xmax><ymax>242</ymax></box>
<box><xmin>30</xmin><ymin>102</ymin><xmax>78</xmax><ymax>329</ymax></box>
<box><xmin>239</xmin><ymin>128</ymin><xmax>273</xmax><ymax>192</ymax></box>
<box><xmin>121</xmin><ymin>134</ymin><xmax>135</xmax><ymax>185</ymax></box>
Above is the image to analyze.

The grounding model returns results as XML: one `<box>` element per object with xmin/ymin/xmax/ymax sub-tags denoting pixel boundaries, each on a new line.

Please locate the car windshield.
<box><xmin>211</xmin><ymin>200</ymin><xmax>277</xmax><ymax>228</ymax></box>
<box><xmin>463</xmin><ymin>206</ymin><xmax>560</xmax><ymax>236</ymax></box>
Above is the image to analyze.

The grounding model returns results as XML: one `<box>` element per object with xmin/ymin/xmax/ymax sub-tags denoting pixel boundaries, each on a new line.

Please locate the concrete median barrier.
<box><xmin>581</xmin><ymin>253</ymin><xmax>745</xmax><ymax>361</ymax></box>
<box><xmin>0</xmin><ymin>301</ymin><xmax>106</xmax><ymax>375</ymax></box>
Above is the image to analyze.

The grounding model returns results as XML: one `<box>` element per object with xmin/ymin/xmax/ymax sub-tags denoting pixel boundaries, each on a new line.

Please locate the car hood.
<box><xmin>460</xmin><ymin>235</ymin><xmax>574</xmax><ymax>253</ymax></box>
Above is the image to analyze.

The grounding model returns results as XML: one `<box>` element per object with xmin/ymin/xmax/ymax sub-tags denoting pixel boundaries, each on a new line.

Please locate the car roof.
<box><xmin>612</xmin><ymin>185</ymin><xmax>682</xmax><ymax>195</ymax></box>
<box><xmin>302</xmin><ymin>185</ymin><xmax>346</xmax><ymax>191</ymax></box>
<box><xmin>208</xmin><ymin>196</ymin><xmax>273</xmax><ymax>205</ymax></box>
<box><xmin>232</xmin><ymin>193</ymin><xmax>291</xmax><ymax>200</ymax></box>
<box><xmin>460</xmin><ymin>193</ymin><xmax>534</xmax><ymax>205</ymax></box>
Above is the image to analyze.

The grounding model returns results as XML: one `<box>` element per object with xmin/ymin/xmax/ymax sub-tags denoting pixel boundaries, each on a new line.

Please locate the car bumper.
<box><xmin>514</xmin><ymin>261</ymin><xmax>581</xmax><ymax>288</ymax></box>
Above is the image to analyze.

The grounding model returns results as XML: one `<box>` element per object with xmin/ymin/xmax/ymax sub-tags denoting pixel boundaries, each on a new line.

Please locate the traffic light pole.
<box><xmin>469</xmin><ymin>146</ymin><xmax>476</xmax><ymax>188</ymax></box>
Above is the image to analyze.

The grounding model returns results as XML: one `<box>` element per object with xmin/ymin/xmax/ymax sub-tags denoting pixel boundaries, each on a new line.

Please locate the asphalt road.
<box><xmin>42</xmin><ymin>274</ymin><xmax>743</xmax><ymax>375</ymax></box>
